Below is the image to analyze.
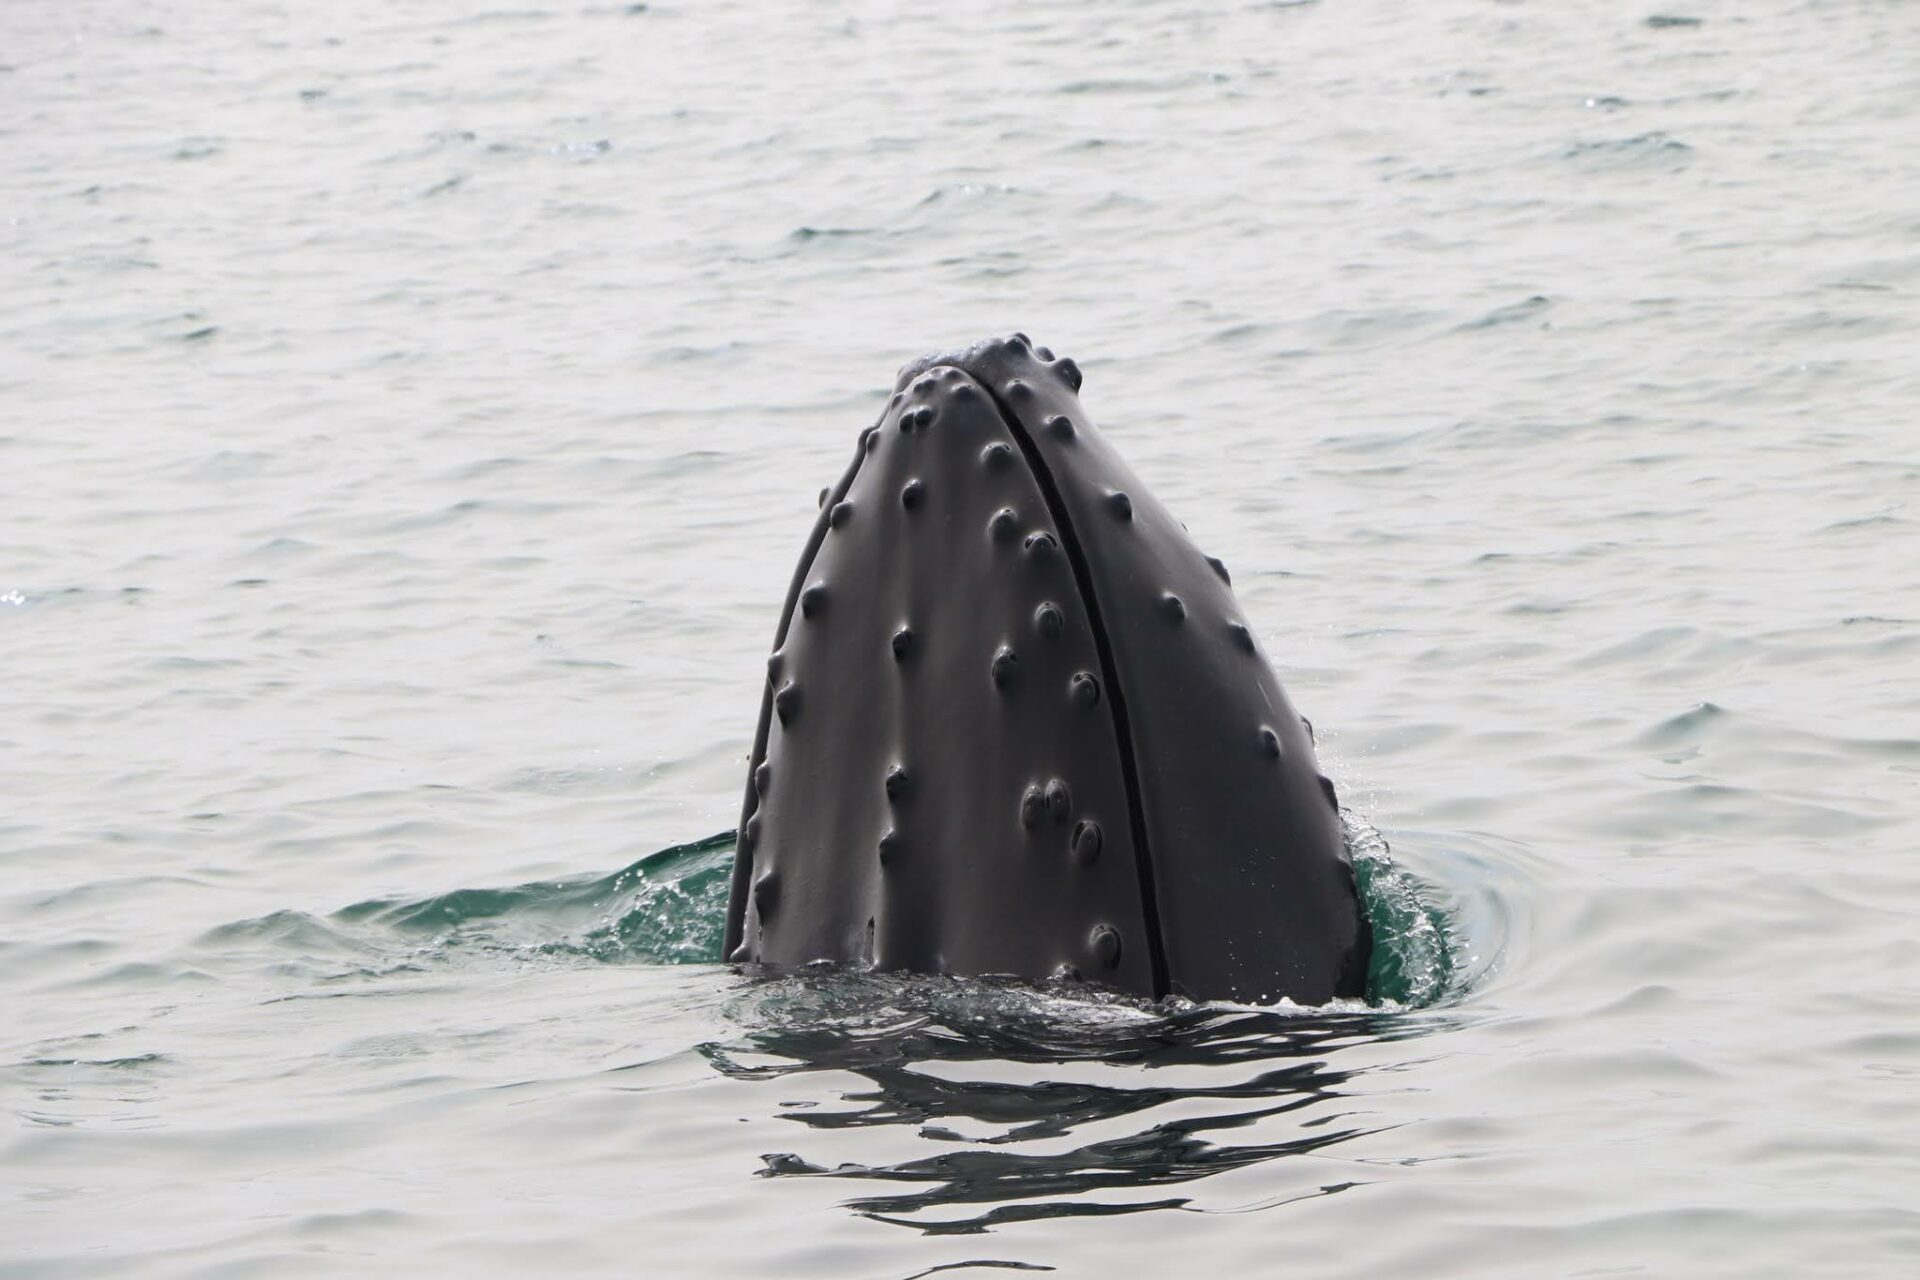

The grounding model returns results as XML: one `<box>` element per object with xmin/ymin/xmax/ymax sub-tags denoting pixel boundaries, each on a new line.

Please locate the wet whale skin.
<box><xmin>724</xmin><ymin>335</ymin><xmax>1370</xmax><ymax>1005</ymax></box>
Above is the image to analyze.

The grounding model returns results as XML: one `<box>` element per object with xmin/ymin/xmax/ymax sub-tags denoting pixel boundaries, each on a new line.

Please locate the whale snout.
<box><xmin>726</xmin><ymin>336</ymin><xmax>1370</xmax><ymax>1005</ymax></box>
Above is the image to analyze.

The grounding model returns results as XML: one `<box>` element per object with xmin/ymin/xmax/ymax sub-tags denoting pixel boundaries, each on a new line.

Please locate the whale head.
<box><xmin>724</xmin><ymin>335</ymin><xmax>1370</xmax><ymax>1005</ymax></box>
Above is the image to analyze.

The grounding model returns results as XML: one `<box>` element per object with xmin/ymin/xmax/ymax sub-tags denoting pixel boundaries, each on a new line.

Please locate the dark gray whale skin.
<box><xmin>723</xmin><ymin>335</ymin><xmax>1370</xmax><ymax>1005</ymax></box>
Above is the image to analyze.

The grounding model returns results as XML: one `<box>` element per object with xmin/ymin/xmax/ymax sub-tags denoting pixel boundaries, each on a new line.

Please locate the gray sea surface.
<box><xmin>4</xmin><ymin>1</ymin><xmax>1918</xmax><ymax>1276</ymax></box>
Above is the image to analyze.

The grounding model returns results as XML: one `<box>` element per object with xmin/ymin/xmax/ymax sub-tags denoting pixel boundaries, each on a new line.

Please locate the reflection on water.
<box><xmin>192</xmin><ymin>809</ymin><xmax>1486</xmax><ymax>1237</ymax></box>
<box><xmin>705</xmin><ymin>973</ymin><xmax>1465</xmax><ymax>1234</ymax></box>
<box><xmin>188</xmin><ymin>815</ymin><xmax>1485</xmax><ymax>1236</ymax></box>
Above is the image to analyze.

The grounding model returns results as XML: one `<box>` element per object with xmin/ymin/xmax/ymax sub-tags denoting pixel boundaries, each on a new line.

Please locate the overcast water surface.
<box><xmin>3</xmin><ymin>1</ymin><xmax>1918</xmax><ymax>1276</ymax></box>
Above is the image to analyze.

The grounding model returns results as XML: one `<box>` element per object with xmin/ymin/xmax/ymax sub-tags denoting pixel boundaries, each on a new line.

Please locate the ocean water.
<box><xmin>4</xmin><ymin>0</ymin><xmax>1917</xmax><ymax>1275</ymax></box>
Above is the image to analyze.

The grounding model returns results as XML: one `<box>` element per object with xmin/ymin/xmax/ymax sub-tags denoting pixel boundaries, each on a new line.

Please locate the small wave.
<box><xmin>1057</xmin><ymin>71</ymin><xmax>1230</xmax><ymax>96</ymax></box>
<box><xmin>787</xmin><ymin>225</ymin><xmax>873</xmax><ymax>242</ymax></box>
<box><xmin>1457</xmin><ymin>294</ymin><xmax>1551</xmax><ymax>332</ymax></box>
<box><xmin>1559</xmin><ymin>132</ymin><xmax>1693</xmax><ymax>169</ymax></box>
<box><xmin>330</xmin><ymin>831</ymin><xmax>734</xmax><ymax>966</ymax></box>
<box><xmin>1636</xmin><ymin>699</ymin><xmax>1729</xmax><ymax>747</ymax></box>
<box><xmin>20</xmin><ymin>1052</ymin><xmax>169</xmax><ymax>1070</ymax></box>
<box><xmin>197</xmin><ymin>909</ymin><xmax>378</xmax><ymax>957</ymax></box>
<box><xmin>1346</xmin><ymin>813</ymin><xmax>1460</xmax><ymax>1008</ymax></box>
<box><xmin>222</xmin><ymin>818</ymin><xmax>1473</xmax><ymax>1008</ymax></box>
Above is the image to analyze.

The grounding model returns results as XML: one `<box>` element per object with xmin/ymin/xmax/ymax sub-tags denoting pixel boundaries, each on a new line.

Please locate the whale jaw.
<box><xmin>726</xmin><ymin>336</ymin><xmax>1370</xmax><ymax>1005</ymax></box>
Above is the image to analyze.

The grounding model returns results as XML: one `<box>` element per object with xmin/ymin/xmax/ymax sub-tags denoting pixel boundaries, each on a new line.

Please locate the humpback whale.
<box><xmin>724</xmin><ymin>335</ymin><xmax>1370</xmax><ymax>1005</ymax></box>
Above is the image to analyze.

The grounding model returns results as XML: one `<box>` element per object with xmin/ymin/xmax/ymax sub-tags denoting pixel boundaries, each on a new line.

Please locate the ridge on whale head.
<box><xmin>724</xmin><ymin>335</ymin><xmax>1370</xmax><ymax>1005</ymax></box>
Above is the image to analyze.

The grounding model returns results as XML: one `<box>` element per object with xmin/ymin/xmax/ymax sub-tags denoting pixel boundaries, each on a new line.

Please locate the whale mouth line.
<box><xmin>972</xmin><ymin>372</ymin><xmax>1172</xmax><ymax>1000</ymax></box>
<box><xmin>722</xmin><ymin>415</ymin><xmax>882</xmax><ymax>958</ymax></box>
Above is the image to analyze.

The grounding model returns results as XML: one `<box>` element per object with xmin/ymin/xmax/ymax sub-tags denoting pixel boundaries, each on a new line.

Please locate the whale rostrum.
<box><xmin>724</xmin><ymin>335</ymin><xmax>1370</xmax><ymax>1004</ymax></box>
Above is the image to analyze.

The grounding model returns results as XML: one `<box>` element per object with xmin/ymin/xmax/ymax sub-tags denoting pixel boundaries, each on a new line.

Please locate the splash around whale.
<box><xmin>724</xmin><ymin>335</ymin><xmax>1370</xmax><ymax>1005</ymax></box>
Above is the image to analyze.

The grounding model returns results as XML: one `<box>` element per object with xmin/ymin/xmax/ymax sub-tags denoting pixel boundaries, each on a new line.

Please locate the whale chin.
<box><xmin>724</xmin><ymin>335</ymin><xmax>1370</xmax><ymax>1006</ymax></box>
